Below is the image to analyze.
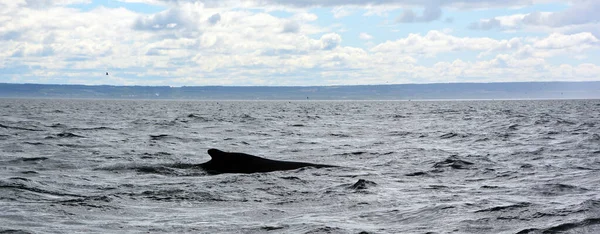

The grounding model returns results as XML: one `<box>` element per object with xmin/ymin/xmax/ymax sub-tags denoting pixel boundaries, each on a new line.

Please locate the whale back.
<box><xmin>207</xmin><ymin>148</ymin><xmax>270</xmax><ymax>164</ymax></box>
<box><xmin>201</xmin><ymin>148</ymin><xmax>332</xmax><ymax>174</ymax></box>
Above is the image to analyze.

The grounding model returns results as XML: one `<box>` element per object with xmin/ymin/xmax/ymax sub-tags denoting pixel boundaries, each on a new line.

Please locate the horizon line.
<box><xmin>2</xmin><ymin>80</ymin><xmax>600</xmax><ymax>88</ymax></box>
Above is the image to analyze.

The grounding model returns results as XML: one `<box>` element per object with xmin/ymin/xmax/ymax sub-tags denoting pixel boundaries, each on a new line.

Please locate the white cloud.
<box><xmin>468</xmin><ymin>13</ymin><xmax>540</xmax><ymax>31</ymax></box>
<box><xmin>531</xmin><ymin>32</ymin><xmax>599</xmax><ymax>50</ymax></box>
<box><xmin>2</xmin><ymin>0</ymin><xmax>600</xmax><ymax>86</ymax></box>
<box><xmin>292</xmin><ymin>12</ymin><xmax>318</xmax><ymax>22</ymax></box>
<box><xmin>370</xmin><ymin>30</ymin><xmax>599</xmax><ymax>62</ymax></box>
<box><xmin>469</xmin><ymin>1</ymin><xmax>600</xmax><ymax>37</ymax></box>
<box><xmin>359</xmin><ymin>33</ymin><xmax>373</xmax><ymax>40</ymax></box>
<box><xmin>371</xmin><ymin>30</ymin><xmax>515</xmax><ymax>57</ymax></box>
<box><xmin>332</xmin><ymin>6</ymin><xmax>354</xmax><ymax>18</ymax></box>
<box><xmin>116</xmin><ymin>0</ymin><xmax>556</xmax><ymax>13</ymax></box>
<box><xmin>21</xmin><ymin>0</ymin><xmax>90</xmax><ymax>8</ymax></box>
<box><xmin>506</xmin><ymin>32</ymin><xmax>599</xmax><ymax>60</ymax></box>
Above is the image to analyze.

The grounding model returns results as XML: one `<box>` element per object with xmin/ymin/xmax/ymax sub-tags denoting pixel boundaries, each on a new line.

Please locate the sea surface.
<box><xmin>1</xmin><ymin>98</ymin><xmax>600</xmax><ymax>234</ymax></box>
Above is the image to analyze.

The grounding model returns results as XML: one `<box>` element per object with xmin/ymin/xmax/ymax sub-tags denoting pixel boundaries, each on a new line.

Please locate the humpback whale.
<box><xmin>199</xmin><ymin>149</ymin><xmax>336</xmax><ymax>174</ymax></box>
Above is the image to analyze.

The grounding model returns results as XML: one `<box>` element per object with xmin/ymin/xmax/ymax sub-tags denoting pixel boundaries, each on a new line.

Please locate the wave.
<box><xmin>475</xmin><ymin>202</ymin><xmax>531</xmax><ymax>213</ymax></box>
<box><xmin>517</xmin><ymin>217</ymin><xmax>600</xmax><ymax>234</ymax></box>
<box><xmin>533</xmin><ymin>183</ymin><xmax>589</xmax><ymax>196</ymax></box>
<box><xmin>44</xmin><ymin>132</ymin><xmax>84</xmax><ymax>139</ymax></box>
<box><xmin>0</xmin><ymin>178</ymin><xmax>86</xmax><ymax>200</ymax></box>
<box><xmin>433</xmin><ymin>155</ymin><xmax>475</xmax><ymax>170</ymax></box>
<box><xmin>0</xmin><ymin>228</ymin><xmax>34</xmax><ymax>234</ymax></box>
<box><xmin>95</xmin><ymin>163</ymin><xmax>207</xmax><ymax>176</ymax></box>
<box><xmin>70</xmin><ymin>126</ymin><xmax>118</xmax><ymax>131</ymax></box>
<box><xmin>10</xmin><ymin>157</ymin><xmax>49</xmax><ymax>162</ymax></box>
<box><xmin>348</xmin><ymin>179</ymin><xmax>377</xmax><ymax>190</ymax></box>
<box><xmin>0</xmin><ymin>123</ymin><xmax>43</xmax><ymax>132</ymax></box>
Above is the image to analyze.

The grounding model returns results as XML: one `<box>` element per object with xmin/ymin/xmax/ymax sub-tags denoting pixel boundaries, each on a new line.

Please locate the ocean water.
<box><xmin>1</xmin><ymin>98</ymin><xmax>600</xmax><ymax>234</ymax></box>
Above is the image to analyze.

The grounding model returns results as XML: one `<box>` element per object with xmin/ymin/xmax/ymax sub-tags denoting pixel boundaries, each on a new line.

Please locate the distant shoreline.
<box><xmin>1</xmin><ymin>97</ymin><xmax>599</xmax><ymax>102</ymax></box>
<box><xmin>1</xmin><ymin>81</ymin><xmax>599</xmax><ymax>100</ymax></box>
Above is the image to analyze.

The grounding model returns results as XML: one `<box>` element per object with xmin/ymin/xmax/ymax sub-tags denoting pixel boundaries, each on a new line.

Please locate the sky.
<box><xmin>1</xmin><ymin>0</ymin><xmax>600</xmax><ymax>86</ymax></box>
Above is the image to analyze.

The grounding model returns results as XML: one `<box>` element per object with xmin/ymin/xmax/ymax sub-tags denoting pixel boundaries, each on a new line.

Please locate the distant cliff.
<box><xmin>1</xmin><ymin>82</ymin><xmax>599</xmax><ymax>100</ymax></box>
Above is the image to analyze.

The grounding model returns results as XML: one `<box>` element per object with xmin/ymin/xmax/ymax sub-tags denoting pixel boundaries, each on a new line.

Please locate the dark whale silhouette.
<box><xmin>199</xmin><ymin>149</ymin><xmax>336</xmax><ymax>174</ymax></box>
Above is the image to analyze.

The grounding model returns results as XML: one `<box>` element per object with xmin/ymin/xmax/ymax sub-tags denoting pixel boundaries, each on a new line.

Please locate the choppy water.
<box><xmin>1</xmin><ymin>99</ymin><xmax>600</xmax><ymax>233</ymax></box>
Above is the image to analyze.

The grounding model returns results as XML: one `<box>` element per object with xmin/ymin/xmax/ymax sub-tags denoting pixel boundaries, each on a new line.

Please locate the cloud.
<box><xmin>208</xmin><ymin>13</ymin><xmax>221</xmax><ymax>25</ymax></box>
<box><xmin>396</xmin><ymin>9</ymin><xmax>416</xmax><ymax>22</ymax></box>
<box><xmin>164</xmin><ymin>27</ymin><xmax>599</xmax><ymax>84</ymax></box>
<box><xmin>0</xmin><ymin>4</ymin><xmax>142</xmax><ymax>81</ymax></box>
<box><xmin>523</xmin><ymin>0</ymin><xmax>600</xmax><ymax>27</ymax></box>
<box><xmin>21</xmin><ymin>0</ymin><xmax>90</xmax><ymax>8</ymax></box>
<box><xmin>531</xmin><ymin>32</ymin><xmax>599</xmax><ymax>50</ymax></box>
<box><xmin>469</xmin><ymin>1</ymin><xmax>600</xmax><ymax>34</ymax></box>
<box><xmin>371</xmin><ymin>30</ymin><xmax>515</xmax><ymax>57</ymax></box>
<box><xmin>113</xmin><ymin>0</ymin><xmax>544</xmax><ymax>11</ymax></box>
<box><xmin>396</xmin><ymin>4</ymin><xmax>442</xmax><ymax>23</ymax></box>
<box><xmin>468</xmin><ymin>17</ymin><xmax>501</xmax><ymax>30</ymax></box>
<box><xmin>291</xmin><ymin>12</ymin><xmax>318</xmax><ymax>22</ymax></box>
<box><xmin>320</xmin><ymin>33</ymin><xmax>342</xmax><ymax>50</ymax></box>
<box><xmin>133</xmin><ymin>2</ymin><xmax>205</xmax><ymax>32</ymax></box>
<box><xmin>120</xmin><ymin>0</ymin><xmax>542</xmax><ymax>10</ymax></box>
<box><xmin>371</xmin><ymin>30</ymin><xmax>600</xmax><ymax>65</ymax></box>
<box><xmin>359</xmin><ymin>33</ymin><xmax>373</xmax><ymax>40</ymax></box>
<box><xmin>332</xmin><ymin>6</ymin><xmax>354</xmax><ymax>18</ymax></box>
<box><xmin>282</xmin><ymin>20</ymin><xmax>300</xmax><ymax>33</ymax></box>
<box><xmin>2</xmin><ymin>0</ymin><xmax>600</xmax><ymax>86</ymax></box>
<box><xmin>515</xmin><ymin>32</ymin><xmax>600</xmax><ymax>59</ymax></box>
<box><xmin>468</xmin><ymin>14</ymin><xmax>531</xmax><ymax>31</ymax></box>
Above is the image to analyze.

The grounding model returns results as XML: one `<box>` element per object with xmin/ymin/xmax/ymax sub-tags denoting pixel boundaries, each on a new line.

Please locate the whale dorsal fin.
<box><xmin>207</xmin><ymin>149</ymin><xmax>226</xmax><ymax>159</ymax></box>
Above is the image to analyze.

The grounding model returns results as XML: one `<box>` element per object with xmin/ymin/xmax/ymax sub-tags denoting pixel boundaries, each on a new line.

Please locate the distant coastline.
<box><xmin>1</xmin><ymin>81</ymin><xmax>599</xmax><ymax>100</ymax></box>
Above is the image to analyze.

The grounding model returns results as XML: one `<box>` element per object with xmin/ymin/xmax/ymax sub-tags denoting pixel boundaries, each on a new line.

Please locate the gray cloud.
<box><xmin>396</xmin><ymin>9</ymin><xmax>416</xmax><ymax>22</ymax></box>
<box><xmin>11</xmin><ymin>45</ymin><xmax>54</xmax><ymax>57</ymax></box>
<box><xmin>521</xmin><ymin>12</ymin><xmax>543</xmax><ymax>26</ymax></box>
<box><xmin>146</xmin><ymin>48</ymin><xmax>162</xmax><ymax>56</ymax></box>
<box><xmin>132</xmin><ymin>5</ymin><xmax>207</xmax><ymax>40</ymax></box>
<box><xmin>24</xmin><ymin>0</ymin><xmax>54</xmax><ymax>8</ymax></box>
<box><xmin>133</xmin><ymin>8</ymin><xmax>192</xmax><ymax>31</ymax></box>
<box><xmin>150</xmin><ymin>0</ymin><xmax>537</xmax><ymax>9</ymax></box>
<box><xmin>470</xmin><ymin>1</ymin><xmax>600</xmax><ymax>31</ymax></box>
<box><xmin>208</xmin><ymin>13</ymin><xmax>221</xmax><ymax>25</ymax></box>
<box><xmin>282</xmin><ymin>21</ymin><xmax>300</xmax><ymax>33</ymax></box>
<box><xmin>320</xmin><ymin>33</ymin><xmax>341</xmax><ymax>50</ymax></box>
<box><xmin>396</xmin><ymin>5</ymin><xmax>442</xmax><ymax>23</ymax></box>
<box><xmin>22</xmin><ymin>0</ymin><xmax>88</xmax><ymax>8</ymax></box>
<box><xmin>537</xmin><ymin>0</ymin><xmax>600</xmax><ymax>27</ymax></box>
<box><xmin>468</xmin><ymin>17</ymin><xmax>502</xmax><ymax>30</ymax></box>
<box><xmin>0</xmin><ymin>31</ymin><xmax>23</xmax><ymax>41</ymax></box>
<box><xmin>421</xmin><ymin>5</ymin><xmax>441</xmax><ymax>22</ymax></box>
